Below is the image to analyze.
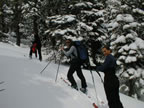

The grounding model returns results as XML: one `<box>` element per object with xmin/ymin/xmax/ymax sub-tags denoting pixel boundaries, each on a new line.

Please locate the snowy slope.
<box><xmin>0</xmin><ymin>42</ymin><xmax>144</xmax><ymax>108</ymax></box>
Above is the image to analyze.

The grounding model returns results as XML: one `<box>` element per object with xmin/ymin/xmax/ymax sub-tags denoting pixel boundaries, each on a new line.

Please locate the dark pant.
<box><xmin>29</xmin><ymin>46</ymin><xmax>42</xmax><ymax>61</ymax></box>
<box><xmin>67</xmin><ymin>59</ymin><xmax>87</xmax><ymax>88</ymax></box>
<box><xmin>37</xmin><ymin>46</ymin><xmax>42</xmax><ymax>61</ymax></box>
<box><xmin>104</xmin><ymin>75</ymin><xmax>123</xmax><ymax>108</ymax></box>
<box><xmin>29</xmin><ymin>46</ymin><xmax>37</xmax><ymax>58</ymax></box>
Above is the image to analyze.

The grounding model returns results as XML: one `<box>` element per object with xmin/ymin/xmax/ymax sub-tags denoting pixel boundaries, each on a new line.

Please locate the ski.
<box><xmin>0</xmin><ymin>89</ymin><xmax>5</xmax><ymax>92</ymax></box>
<box><xmin>0</xmin><ymin>81</ymin><xmax>5</xmax><ymax>92</ymax></box>
<box><xmin>60</xmin><ymin>77</ymin><xmax>99</xmax><ymax>108</ymax></box>
<box><xmin>0</xmin><ymin>81</ymin><xmax>4</xmax><ymax>84</ymax></box>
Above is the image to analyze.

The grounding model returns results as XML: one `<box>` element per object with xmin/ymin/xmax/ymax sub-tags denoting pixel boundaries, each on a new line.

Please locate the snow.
<box><xmin>75</xmin><ymin>2</ymin><xmax>93</xmax><ymax>8</ymax></box>
<box><xmin>116</xmin><ymin>14</ymin><xmax>134</xmax><ymax>23</ymax></box>
<box><xmin>135</xmin><ymin>38</ymin><xmax>144</xmax><ymax>49</ymax></box>
<box><xmin>47</xmin><ymin>15</ymin><xmax>76</xmax><ymax>25</ymax></box>
<box><xmin>95</xmin><ymin>10</ymin><xmax>106</xmax><ymax>16</ymax></box>
<box><xmin>122</xmin><ymin>72</ymin><xmax>129</xmax><ymax>78</ymax></box>
<box><xmin>0</xmin><ymin>42</ymin><xmax>144</xmax><ymax>108</ymax></box>
<box><xmin>115</xmin><ymin>35</ymin><xmax>126</xmax><ymax>44</ymax></box>
<box><xmin>78</xmin><ymin>22</ymin><xmax>93</xmax><ymax>31</ymax></box>
<box><xmin>22</xmin><ymin>3</ymin><xmax>29</xmax><ymax>10</ymax></box>
<box><xmin>123</xmin><ymin>22</ymin><xmax>140</xmax><ymax>30</ymax></box>
<box><xmin>140</xmin><ymin>79</ymin><xmax>144</xmax><ymax>86</ymax></box>
<box><xmin>125</xmin><ymin>56</ymin><xmax>137</xmax><ymax>63</ymax></box>
<box><xmin>107</xmin><ymin>21</ymin><xmax>119</xmax><ymax>31</ymax></box>
<box><xmin>129</xmin><ymin>43</ymin><xmax>137</xmax><ymax>50</ymax></box>
<box><xmin>141</xmin><ymin>89</ymin><xmax>144</xmax><ymax>95</ymax></box>
<box><xmin>127</xmin><ymin>68</ymin><xmax>135</xmax><ymax>75</ymax></box>
<box><xmin>126</xmin><ymin>33</ymin><xmax>134</xmax><ymax>39</ymax></box>
<box><xmin>119</xmin><ymin>56</ymin><xmax>126</xmax><ymax>60</ymax></box>
<box><xmin>106</xmin><ymin>0</ymin><xmax>121</xmax><ymax>7</ymax></box>
<box><xmin>129</xmin><ymin>50</ymin><xmax>136</xmax><ymax>54</ymax></box>
<box><xmin>52</xmin><ymin>28</ymin><xmax>77</xmax><ymax>37</ymax></box>
<box><xmin>133</xmin><ymin>8</ymin><xmax>144</xmax><ymax>15</ymax></box>
<box><xmin>75</xmin><ymin>3</ymin><xmax>87</xmax><ymax>7</ymax></box>
<box><xmin>3</xmin><ymin>4</ymin><xmax>13</xmax><ymax>14</ymax></box>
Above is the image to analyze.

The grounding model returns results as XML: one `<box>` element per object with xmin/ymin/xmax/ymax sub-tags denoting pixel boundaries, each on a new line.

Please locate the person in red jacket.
<box><xmin>29</xmin><ymin>41</ymin><xmax>37</xmax><ymax>58</ymax></box>
<box><xmin>29</xmin><ymin>33</ymin><xmax>42</xmax><ymax>61</ymax></box>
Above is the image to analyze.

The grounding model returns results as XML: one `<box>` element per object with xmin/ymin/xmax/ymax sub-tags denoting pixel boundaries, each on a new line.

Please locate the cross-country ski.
<box><xmin>0</xmin><ymin>89</ymin><xmax>5</xmax><ymax>92</ymax></box>
<box><xmin>0</xmin><ymin>81</ymin><xmax>4</xmax><ymax>84</ymax></box>
<box><xmin>60</xmin><ymin>77</ymin><xmax>106</xmax><ymax>108</ymax></box>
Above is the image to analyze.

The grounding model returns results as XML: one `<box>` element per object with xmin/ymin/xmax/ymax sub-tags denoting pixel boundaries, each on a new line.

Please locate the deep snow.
<box><xmin>0</xmin><ymin>42</ymin><xmax>144</xmax><ymax>108</ymax></box>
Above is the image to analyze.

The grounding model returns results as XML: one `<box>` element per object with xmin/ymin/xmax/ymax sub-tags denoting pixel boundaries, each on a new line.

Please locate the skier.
<box><xmin>95</xmin><ymin>46</ymin><xmax>123</xmax><ymax>108</ymax></box>
<box><xmin>61</xmin><ymin>39</ymin><xmax>87</xmax><ymax>93</ymax></box>
<box><xmin>29</xmin><ymin>32</ymin><xmax>42</xmax><ymax>61</ymax></box>
<box><xmin>29</xmin><ymin>41</ymin><xmax>37</xmax><ymax>58</ymax></box>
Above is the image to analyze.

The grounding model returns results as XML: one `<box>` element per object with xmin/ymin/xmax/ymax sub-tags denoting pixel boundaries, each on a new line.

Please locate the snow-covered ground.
<box><xmin>0</xmin><ymin>42</ymin><xmax>144</xmax><ymax>108</ymax></box>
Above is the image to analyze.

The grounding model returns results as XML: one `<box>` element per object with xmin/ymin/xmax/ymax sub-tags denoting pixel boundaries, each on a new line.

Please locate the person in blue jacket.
<box><xmin>96</xmin><ymin>46</ymin><xmax>123</xmax><ymax>108</ymax></box>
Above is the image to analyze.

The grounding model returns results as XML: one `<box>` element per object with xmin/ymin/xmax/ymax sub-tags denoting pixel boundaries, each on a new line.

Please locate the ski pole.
<box><xmin>40</xmin><ymin>59</ymin><xmax>53</xmax><ymax>74</ymax></box>
<box><xmin>87</xmin><ymin>59</ymin><xmax>99</xmax><ymax>101</ymax></box>
<box><xmin>55</xmin><ymin>51</ymin><xmax>62</xmax><ymax>82</ymax></box>
<box><xmin>55</xmin><ymin>59</ymin><xmax>61</xmax><ymax>82</ymax></box>
<box><xmin>95</xmin><ymin>70</ymin><xmax>104</xmax><ymax>84</ymax></box>
<box><xmin>90</xmin><ymin>69</ymin><xmax>99</xmax><ymax>106</ymax></box>
<box><xmin>55</xmin><ymin>38</ymin><xmax>64</xmax><ymax>82</ymax></box>
<box><xmin>40</xmin><ymin>51</ymin><xmax>57</xmax><ymax>74</ymax></box>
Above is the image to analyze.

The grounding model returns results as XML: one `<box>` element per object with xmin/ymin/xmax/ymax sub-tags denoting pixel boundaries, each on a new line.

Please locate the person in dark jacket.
<box><xmin>96</xmin><ymin>46</ymin><xmax>123</xmax><ymax>108</ymax></box>
<box><xmin>29</xmin><ymin>33</ymin><xmax>42</xmax><ymax>61</ymax></box>
<box><xmin>61</xmin><ymin>39</ymin><xmax>87</xmax><ymax>93</ymax></box>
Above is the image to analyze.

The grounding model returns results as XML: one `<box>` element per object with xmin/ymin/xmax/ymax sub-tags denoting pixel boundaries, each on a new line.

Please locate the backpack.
<box><xmin>32</xmin><ymin>43</ymin><xmax>37</xmax><ymax>53</ymax></box>
<box><xmin>73</xmin><ymin>41</ymin><xmax>89</xmax><ymax>63</ymax></box>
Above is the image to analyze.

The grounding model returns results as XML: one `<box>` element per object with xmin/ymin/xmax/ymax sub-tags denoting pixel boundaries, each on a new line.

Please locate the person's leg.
<box><xmin>37</xmin><ymin>47</ymin><xmax>42</xmax><ymax>61</ymax></box>
<box><xmin>67</xmin><ymin>65</ymin><xmax>77</xmax><ymax>89</ymax></box>
<box><xmin>104</xmin><ymin>79</ymin><xmax>123</xmax><ymax>108</ymax></box>
<box><xmin>76</xmin><ymin>67</ymin><xmax>87</xmax><ymax>88</ymax></box>
<box><xmin>104</xmin><ymin>83</ymin><xmax>114</xmax><ymax>108</ymax></box>
<box><xmin>35</xmin><ymin>49</ymin><xmax>37</xmax><ymax>58</ymax></box>
<box><xmin>29</xmin><ymin>46</ymin><xmax>33</xmax><ymax>58</ymax></box>
<box><xmin>113</xmin><ymin>79</ymin><xmax>124</xmax><ymax>108</ymax></box>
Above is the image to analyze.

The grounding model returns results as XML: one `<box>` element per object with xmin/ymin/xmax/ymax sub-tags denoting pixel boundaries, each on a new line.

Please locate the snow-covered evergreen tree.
<box><xmin>45</xmin><ymin>1</ymin><xmax>108</xmax><ymax>66</ymax></box>
<box><xmin>106</xmin><ymin>0</ymin><xmax>144</xmax><ymax>101</ymax></box>
<box><xmin>0</xmin><ymin>0</ymin><xmax>14</xmax><ymax>41</ymax></box>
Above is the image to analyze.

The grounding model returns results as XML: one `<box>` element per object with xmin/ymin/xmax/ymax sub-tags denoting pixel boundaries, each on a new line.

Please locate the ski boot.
<box><xmin>80</xmin><ymin>88</ymin><xmax>87</xmax><ymax>94</ymax></box>
<box><xmin>71</xmin><ymin>85</ymin><xmax>78</xmax><ymax>90</ymax></box>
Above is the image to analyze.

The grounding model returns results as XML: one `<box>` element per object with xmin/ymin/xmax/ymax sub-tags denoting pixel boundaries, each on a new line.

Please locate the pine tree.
<box><xmin>106</xmin><ymin>0</ymin><xmax>144</xmax><ymax>101</ymax></box>
<box><xmin>45</xmin><ymin>1</ymin><xmax>108</xmax><ymax>66</ymax></box>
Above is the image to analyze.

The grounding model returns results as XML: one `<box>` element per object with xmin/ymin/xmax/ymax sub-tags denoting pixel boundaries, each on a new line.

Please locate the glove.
<box><xmin>95</xmin><ymin>62</ymin><xmax>101</xmax><ymax>66</ymax></box>
<box><xmin>90</xmin><ymin>66</ymin><xmax>97</xmax><ymax>70</ymax></box>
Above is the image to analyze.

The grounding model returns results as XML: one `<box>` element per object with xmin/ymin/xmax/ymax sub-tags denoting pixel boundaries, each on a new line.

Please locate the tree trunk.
<box><xmin>128</xmin><ymin>79</ymin><xmax>135</xmax><ymax>97</ymax></box>
<box><xmin>33</xmin><ymin>16</ymin><xmax>39</xmax><ymax>38</ymax></box>
<box><xmin>16</xmin><ymin>23</ymin><xmax>20</xmax><ymax>46</ymax></box>
<box><xmin>14</xmin><ymin>3</ymin><xmax>21</xmax><ymax>46</ymax></box>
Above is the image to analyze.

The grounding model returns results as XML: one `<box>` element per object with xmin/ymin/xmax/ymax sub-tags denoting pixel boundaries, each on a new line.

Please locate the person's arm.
<box><xmin>62</xmin><ymin>46</ymin><xmax>75</xmax><ymax>57</ymax></box>
<box><xmin>96</xmin><ymin>56</ymin><xmax>111</xmax><ymax>72</ymax></box>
